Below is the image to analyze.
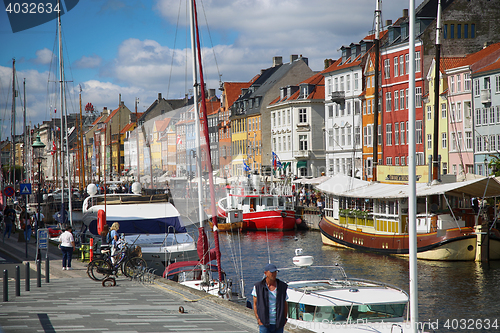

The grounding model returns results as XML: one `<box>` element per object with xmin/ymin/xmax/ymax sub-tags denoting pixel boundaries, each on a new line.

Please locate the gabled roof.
<box><xmin>474</xmin><ymin>56</ymin><xmax>500</xmax><ymax>75</ymax></box>
<box><xmin>269</xmin><ymin>72</ymin><xmax>325</xmax><ymax>105</ymax></box>
<box><xmin>120</xmin><ymin>122</ymin><xmax>136</xmax><ymax>134</ymax></box>
<box><xmin>451</xmin><ymin>42</ymin><xmax>500</xmax><ymax>70</ymax></box>
<box><xmin>103</xmin><ymin>106</ymin><xmax>120</xmax><ymax>124</ymax></box>
<box><xmin>224</xmin><ymin>81</ymin><xmax>253</xmax><ymax>108</ymax></box>
<box><xmin>91</xmin><ymin>114</ymin><xmax>105</xmax><ymax>126</ymax></box>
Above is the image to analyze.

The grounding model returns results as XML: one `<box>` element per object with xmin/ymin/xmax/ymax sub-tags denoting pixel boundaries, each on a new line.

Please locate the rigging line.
<box><xmin>199</xmin><ymin>0</ymin><xmax>221</xmax><ymax>83</ymax></box>
<box><xmin>166</xmin><ymin>0</ymin><xmax>183</xmax><ymax>100</ymax></box>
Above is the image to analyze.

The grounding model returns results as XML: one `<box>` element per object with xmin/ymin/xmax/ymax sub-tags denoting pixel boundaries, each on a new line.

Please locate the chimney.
<box><xmin>385</xmin><ymin>20</ymin><xmax>392</xmax><ymax>27</ymax></box>
<box><xmin>301</xmin><ymin>57</ymin><xmax>309</xmax><ymax>66</ymax></box>
<box><xmin>103</xmin><ymin>107</ymin><xmax>108</xmax><ymax>114</ymax></box>
<box><xmin>209</xmin><ymin>88</ymin><xmax>216</xmax><ymax>97</ymax></box>
<box><xmin>273</xmin><ymin>56</ymin><xmax>283</xmax><ymax>67</ymax></box>
<box><xmin>120</xmin><ymin>101</ymin><xmax>124</xmax><ymax>106</ymax></box>
<box><xmin>290</xmin><ymin>54</ymin><xmax>298</xmax><ymax>63</ymax></box>
<box><xmin>158</xmin><ymin>92</ymin><xmax>162</xmax><ymax>100</ymax></box>
<box><xmin>403</xmin><ymin>9</ymin><xmax>408</xmax><ymax>17</ymax></box>
<box><xmin>119</xmin><ymin>93</ymin><xmax>121</xmax><ymax>105</ymax></box>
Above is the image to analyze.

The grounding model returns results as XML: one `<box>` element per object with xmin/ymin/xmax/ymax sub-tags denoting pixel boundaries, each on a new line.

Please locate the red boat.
<box><xmin>217</xmin><ymin>180</ymin><xmax>296</xmax><ymax>231</ymax></box>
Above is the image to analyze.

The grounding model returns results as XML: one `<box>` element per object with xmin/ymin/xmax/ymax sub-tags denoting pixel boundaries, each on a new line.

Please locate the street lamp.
<box><xmin>484</xmin><ymin>156</ymin><xmax>488</xmax><ymax>176</ymax></box>
<box><xmin>32</xmin><ymin>132</ymin><xmax>45</xmax><ymax>260</ymax></box>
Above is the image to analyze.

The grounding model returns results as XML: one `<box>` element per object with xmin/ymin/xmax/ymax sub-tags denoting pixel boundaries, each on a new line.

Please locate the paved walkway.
<box><xmin>0</xmin><ymin>232</ymin><xmax>312</xmax><ymax>333</ymax></box>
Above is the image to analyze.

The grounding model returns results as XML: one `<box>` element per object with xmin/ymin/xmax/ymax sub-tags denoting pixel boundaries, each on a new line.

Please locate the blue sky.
<box><xmin>0</xmin><ymin>0</ymin><xmax>409</xmax><ymax>140</ymax></box>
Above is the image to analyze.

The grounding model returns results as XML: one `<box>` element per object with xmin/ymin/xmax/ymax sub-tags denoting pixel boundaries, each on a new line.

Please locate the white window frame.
<box><xmin>442</xmin><ymin>132</ymin><xmax>447</xmax><ymax>149</ymax></box>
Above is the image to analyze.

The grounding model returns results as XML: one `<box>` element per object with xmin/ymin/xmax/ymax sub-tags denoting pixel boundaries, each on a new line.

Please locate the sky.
<box><xmin>0</xmin><ymin>0</ymin><xmax>415</xmax><ymax>140</ymax></box>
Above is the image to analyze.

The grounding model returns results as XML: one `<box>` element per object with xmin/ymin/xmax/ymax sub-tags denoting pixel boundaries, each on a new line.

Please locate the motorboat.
<box><xmin>283</xmin><ymin>250</ymin><xmax>415</xmax><ymax>333</ymax></box>
<box><xmin>124</xmin><ymin>234</ymin><xmax>198</xmax><ymax>274</ymax></box>
<box><xmin>217</xmin><ymin>174</ymin><xmax>296</xmax><ymax>231</ymax></box>
<box><xmin>82</xmin><ymin>182</ymin><xmax>198</xmax><ymax>274</ymax></box>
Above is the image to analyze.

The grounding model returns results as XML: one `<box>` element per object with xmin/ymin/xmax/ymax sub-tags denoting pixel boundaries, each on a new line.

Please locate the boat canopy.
<box><xmin>86</xmin><ymin>202</ymin><xmax>190</xmax><ymax>235</ymax></box>
<box><xmin>316</xmin><ymin>174</ymin><xmax>500</xmax><ymax>199</ymax></box>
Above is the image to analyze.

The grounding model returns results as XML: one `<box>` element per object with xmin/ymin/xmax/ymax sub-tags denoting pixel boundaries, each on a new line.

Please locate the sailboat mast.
<box><xmin>58</xmin><ymin>2</ymin><xmax>65</xmax><ymax>219</ymax></box>
<box><xmin>372</xmin><ymin>0</ymin><xmax>381</xmax><ymax>181</ymax></box>
<box><xmin>23</xmin><ymin>79</ymin><xmax>27</xmax><ymax>185</ymax></box>
<box><xmin>11</xmin><ymin>59</ymin><xmax>16</xmax><ymax>187</ymax></box>
<box><xmin>432</xmin><ymin>0</ymin><xmax>442</xmax><ymax>181</ymax></box>
<box><xmin>408</xmin><ymin>0</ymin><xmax>419</xmax><ymax>332</ymax></box>
<box><xmin>193</xmin><ymin>0</ymin><xmax>222</xmax><ymax>282</ymax></box>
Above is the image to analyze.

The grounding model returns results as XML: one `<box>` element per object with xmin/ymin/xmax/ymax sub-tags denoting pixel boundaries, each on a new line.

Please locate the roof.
<box><xmin>316</xmin><ymin>174</ymin><xmax>500</xmax><ymax>199</ymax></box>
<box><xmin>224</xmin><ymin>81</ymin><xmax>253</xmax><ymax>108</ymax></box>
<box><xmin>120</xmin><ymin>122</ymin><xmax>136</xmax><ymax>134</ymax></box>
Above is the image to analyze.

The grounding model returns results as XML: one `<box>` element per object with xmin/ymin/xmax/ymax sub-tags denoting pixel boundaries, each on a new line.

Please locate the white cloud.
<box><xmin>33</xmin><ymin>48</ymin><xmax>55</xmax><ymax>65</ymax></box>
<box><xmin>74</xmin><ymin>55</ymin><xmax>102</xmax><ymax>69</ymax></box>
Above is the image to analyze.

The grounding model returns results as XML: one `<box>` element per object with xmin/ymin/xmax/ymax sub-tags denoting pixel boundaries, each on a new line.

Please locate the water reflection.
<box><xmin>212</xmin><ymin>229</ymin><xmax>500</xmax><ymax>331</ymax></box>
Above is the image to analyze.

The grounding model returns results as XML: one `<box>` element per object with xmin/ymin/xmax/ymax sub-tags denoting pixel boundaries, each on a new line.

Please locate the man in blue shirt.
<box><xmin>252</xmin><ymin>263</ymin><xmax>288</xmax><ymax>333</ymax></box>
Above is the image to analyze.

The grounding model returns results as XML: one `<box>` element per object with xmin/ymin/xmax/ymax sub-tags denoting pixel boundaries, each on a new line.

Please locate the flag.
<box><xmin>176</xmin><ymin>135</ymin><xmax>182</xmax><ymax>145</ymax></box>
<box><xmin>272</xmin><ymin>152</ymin><xmax>282</xmax><ymax>170</ymax></box>
<box><xmin>51</xmin><ymin>141</ymin><xmax>56</xmax><ymax>155</ymax></box>
<box><xmin>243</xmin><ymin>161</ymin><xmax>251</xmax><ymax>172</ymax></box>
<box><xmin>54</xmin><ymin>107</ymin><xmax>57</xmax><ymax>113</ymax></box>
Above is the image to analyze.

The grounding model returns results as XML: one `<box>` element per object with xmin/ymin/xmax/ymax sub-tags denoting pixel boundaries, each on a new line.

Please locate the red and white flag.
<box><xmin>51</xmin><ymin>141</ymin><xmax>57</xmax><ymax>155</ymax></box>
<box><xmin>176</xmin><ymin>135</ymin><xmax>182</xmax><ymax>145</ymax></box>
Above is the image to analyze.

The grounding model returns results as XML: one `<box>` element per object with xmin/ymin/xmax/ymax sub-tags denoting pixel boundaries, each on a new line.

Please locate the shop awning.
<box><xmin>297</xmin><ymin>160</ymin><xmax>307</xmax><ymax>169</ymax></box>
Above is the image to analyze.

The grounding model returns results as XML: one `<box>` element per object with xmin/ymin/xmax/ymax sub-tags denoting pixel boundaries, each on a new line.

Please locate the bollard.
<box><xmin>25</xmin><ymin>262</ymin><xmax>30</xmax><ymax>291</ymax></box>
<box><xmin>45</xmin><ymin>256</ymin><xmax>49</xmax><ymax>283</ymax></box>
<box><xmin>37</xmin><ymin>260</ymin><xmax>41</xmax><ymax>287</ymax></box>
<box><xmin>90</xmin><ymin>238</ymin><xmax>94</xmax><ymax>262</ymax></box>
<box><xmin>15</xmin><ymin>266</ymin><xmax>20</xmax><ymax>297</ymax></box>
<box><xmin>3</xmin><ymin>270</ymin><xmax>8</xmax><ymax>302</ymax></box>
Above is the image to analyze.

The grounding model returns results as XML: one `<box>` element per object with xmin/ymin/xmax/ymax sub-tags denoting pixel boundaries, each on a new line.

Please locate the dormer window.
<box><xmin>301</xmin><ymin>85</ymin><xmax>308</xmax><ymax>98</ymax></box>
<box><xmin>280</xmin><ymin>87</ymin><xmax>286</xmax><ymax>99</ymax></box>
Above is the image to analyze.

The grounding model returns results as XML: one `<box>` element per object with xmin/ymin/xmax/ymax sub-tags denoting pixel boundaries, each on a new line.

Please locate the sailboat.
<box><xmin>162</xmin><ymin>0</ymin><xmax>243</xmax><ymax>301</ymax></box>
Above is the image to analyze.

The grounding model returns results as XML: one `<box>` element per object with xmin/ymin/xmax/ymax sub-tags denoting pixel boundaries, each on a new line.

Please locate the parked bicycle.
<box><xmin>87</xmin><ymin>237</ymin><xmax>146</xmax><ymax>281</ymax></box>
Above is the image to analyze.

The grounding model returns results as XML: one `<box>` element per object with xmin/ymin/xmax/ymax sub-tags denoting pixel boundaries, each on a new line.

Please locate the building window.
<box><xmin>476</xmin><ymin>108</ymin><xmax>481</xmax><ymax>126</ymax></box>
<box><xmin>415</xmin><ymin>87</ymin><xmax>422</xmax><ymax>108</ymax></box>
<box><xmin>328</xmin><ymin>130</ymin><xmax>333</xmax><ymax>148</ymax></box>
<box><xmin>451</xmin><ymin>103</ymin><xmax>456</xmax><ymax>122</ymax></box>
<box><xmin>427</xmin><ymin>106</ymin><xmax>432</xmax><ymax>120</ymax></box>
<box><xmin>298</xmin><ymin>108</ymin><xmax>307</xmax><ymax>123</ymax></box>
<box><xmin>400</xmin><ymin>55</ymin><xmax>404</xmax><ymax>76</ymax></box>
<box><xmin>415</xmin><ymin>51</ymin><xmax>421</xmax><ymax>72</ymax></box>
<box><xmin>465</xmin><ymin>73</ymin><xmax>471</xmax><ymax>91</ymax></box>
<box><xmin>490</xmin><ymin>107</ymin><xmax>496</xmax><ymax>124</ymax></box>
<box><xmin>400</xmin><ymin>121</ymin><xmax>405</xmax><ymax>145</ymax></box>
<box><xmin>394</xmin><ymin>57</ymin><xmax>398</xmax><ymax>77</ymax></box>
<box><xmin>328</xmin><ymin>105</ymin><xmax>334</xmax><ymax>118</ymax></box>
<box><xmin>346</xmin><ymin>74</ymin><xmax>351</xmax><ymax>92</ymax></box>
<box><xmin>347</xmin><ymin>126</ymin><xmax>352</xmax><ymax>146</ymax></box>
<box><xmin>474</xmin><ymin>79</ymin><xmax>480</xmax><ymax>96</ymax></box>
<box><xmin>355</xmin><ymin>126</ymin><xmax>361</xmax><ymax>146</ymax></box>
<box><xmin>483</xmin><ymin>108</ymin><xmax>488</xmax><ymax>125</ymax></box>
<box><xmin>386</xmin><ymin>157</ymin><xmax>393</xmax><ymax>165</ymax></box>
<box><xmin>394</xmin><ymin>122</ymin><xmax>399</xmax><ymax>145</ymax></box>
<box><xmin>384</xmin><ymin>59</ymin><xmax>390</xmax><ymax>79</ymax></box>
<box><xmin>406</xmin><ymin>88</ymin><xmax>409</xmax><ymax>108</ymax></box>
<box><xmin>401</xmin><ymin>156</ymin><xmax>405</xmax><ymax>166</ymax></box>
<box><xmin>451</xmin><ymin>132</ymin><xmax>457</xmax><ymax>151</ymax></box>
<box><xmin>457</xmin><ymin>102</ymin><xmax>462</xmax><ymax>122</ymax></box>
<box><xmin>400</xmin><ymin>89</ymin><xmax>405</xmax><ymax>109</ymax></box>
<box><xmin>405</xmin><ymin>54</ymin><xmax>409</xmax><ymax>75</ymax></box>
<box><xmin>476</xmin><ymin>135</ymin><xmax>482</xmax><ymax>152</ymax></box>
<box><xmin>341</xmin><ymin>127</ymin><xmax>346</xmax><ymax>146</ymax></box>
<box><xmin>299</xmin><ymin>135</ymin><xmax>308</xmax><ymax>151</ymax></box>
<box><xmin>427</xmin><ymin>134</ymin><xmax>432</xmax><ymax>150</ymax></box>
<box><xmin>395</xmin><ymin>157</ymin><xmax>400</xmax><ymax>166</ymax></box>
<box><xmin>450</xmin><ymin>24</ymin><xmax>455</xmax><ymax>38</ymax></box>
<box><xmin>368</xmin><ymin>100</ymin><xmax>372</xmax><ymax>114</ymax></box>
<box><xmin>450</xmin><ymin>76</ymin><xmax>455</xmax><ymax>94</ymax></box>
<box><xmin>386</xmin><ymin>123</ymin><xmax>392</xmax><ymax>146</ymax></box>
<box><xmin>334</xmin><ymin>77</ymin><xmax>338</xmax><ymax>91</ymax></box>
<box><xmin>335</xmin><ymin>128</ymin><xmax>339</xmax><ymax>147</ymax></box>
<box><xmin>496</xmin><ymin>75</ymin><xmax>500</xmax><ymax>93</ymax></box>
<box><xmin>416</xmin><ymin>120</ymin><xmax>423</xmax><ymax>144</ymax></box>
<box><xmin>497</xmin><ymin>106</ymin><xmax>500</xmax><ymax>123</ymax></box>
<box><xmin>464</xmin><ymin>24</ymin><xmax>469</xmax><ymax>38</ymax></box>
<box><xmin>444</xmin><ymin>24</ymin><xmax>448</xmax><ymax>39</ymax></box>
<box><xmin>386</xmin><ymin>92</ymin><xmax>392</xmax><ymax>112</ymax></box>
<box><xmin>442</xmin><ymin>132</ymin><xmax>447</xmax><ymax>149</ymax></box>
<box><xmin>443</xmin><ymin>162</ymin><xmax>448</xmax><ymax>175</ymax></box>
<box><xmin>441</xmin><ymin>103</ymin><xmax>447</xmax><ymax>118</ymax></box>
<box><xmin>340</xmin><ymin>76</ymin><xmax>344</xmax><ymax>91</ymax></box>
<box><xmin>394</xmin><ymin>90</ymin><xmax>399</xmax><ymax>110</ymax></box>
<box><xmin>471</xmin><ymin>23</ymin><xmax>475</xmax><ymax>38</ymax></box>
<box><xmin>457</xmin><ymin>74</ymin><xmax>461</xmax><ymax>92</ymax></box>
<box><xmin>363</xmin><ymin>101</ymin><xmax>366</xmax><ymax>115</ymax></box>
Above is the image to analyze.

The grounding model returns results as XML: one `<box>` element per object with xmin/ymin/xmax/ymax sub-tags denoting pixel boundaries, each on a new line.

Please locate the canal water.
<box><xmin>209</xmin><ymin>228</ymin><xmax>500</xmax><ymax>332</ymax></box>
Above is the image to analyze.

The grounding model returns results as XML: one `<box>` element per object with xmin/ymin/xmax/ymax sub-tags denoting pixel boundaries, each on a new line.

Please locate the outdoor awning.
<box><xmin>297</xmin><ymin>160</ymin><xmax>307</xmax><ymax>169</ymax></box>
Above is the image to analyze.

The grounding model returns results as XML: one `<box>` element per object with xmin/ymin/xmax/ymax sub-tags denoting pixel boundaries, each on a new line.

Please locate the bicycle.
<box><xmin>87</xmin><ymin>239</ymin><xmax>146</xmax><ymax>281</ymax></box>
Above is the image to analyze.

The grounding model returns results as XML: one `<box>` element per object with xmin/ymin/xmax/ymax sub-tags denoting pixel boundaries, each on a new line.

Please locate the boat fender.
<box><xmin>179</xmin><ymin>306</ymin><xmax>185</xmax><ymax>313</ymax></box>
<box><xmin>281</xmin><ymin>210</ymin><xmax>287</xmax><ymax>218</ymax></box>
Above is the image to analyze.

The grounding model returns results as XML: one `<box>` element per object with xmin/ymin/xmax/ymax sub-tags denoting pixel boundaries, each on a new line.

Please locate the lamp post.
<box><xmin>32</xmin><ymin>133</ymin><xmax>45</xmax><ymax>261</ymax></box>
<box><xmin>484</xmin><ymin>157</ymin><xmax>488</xmax><ymax>176</ymax></box>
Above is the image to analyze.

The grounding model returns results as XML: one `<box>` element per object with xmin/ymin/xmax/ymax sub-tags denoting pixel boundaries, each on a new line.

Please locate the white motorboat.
<box><xmin>82</xmin><ymin>182</ymin><xmax>198</xmax><ymax>273</ymax></box>
<box><xmin>283</xmin><ymin>250</ymin><xmax>417</xmax><ymax>333</ymax></box>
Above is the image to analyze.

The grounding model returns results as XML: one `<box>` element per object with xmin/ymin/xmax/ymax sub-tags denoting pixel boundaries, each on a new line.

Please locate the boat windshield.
<box><xmin>287</xmin><ymin>302</ymin><xmax>407</xmax><ymax>322</ymax></box>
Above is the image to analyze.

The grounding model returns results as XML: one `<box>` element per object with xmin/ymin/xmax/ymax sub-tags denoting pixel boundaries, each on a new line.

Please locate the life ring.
<box><xmin>281</xmin><ymin>210</ymin><xmax>287</xmax><ymax>218</ymax></box>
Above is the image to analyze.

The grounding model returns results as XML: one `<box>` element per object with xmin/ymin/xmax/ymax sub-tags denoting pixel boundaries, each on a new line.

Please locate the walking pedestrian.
<box><xmin>109</xmin><ymin>222</ymin><xmax>120</xmax><ymax>264</ymax></box>
<box><xmin>2</xmin><ymin>207</ymin><xmax>14</xmax><ymax>242</ymax></box>
<box><xmin>60</xmin><ymin>226</ymin><xmax>75</xmax><ymax>270</ymax></box>
<box><xmin>252</xmin><ymin>263</ymin><xmax>288</xmax><ymax>333</ymax></box>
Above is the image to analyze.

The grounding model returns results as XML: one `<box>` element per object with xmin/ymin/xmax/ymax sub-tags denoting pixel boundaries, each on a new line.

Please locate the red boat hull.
<box><xmin>217</xmin><ymin>206</ymin><xmax>296</xmax><ymax>231</ymax></box>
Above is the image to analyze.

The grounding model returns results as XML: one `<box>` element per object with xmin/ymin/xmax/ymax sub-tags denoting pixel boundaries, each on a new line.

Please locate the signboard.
<box><xmin>20</xmin><ymin>183</ymin><xmax>32</xmax><ymax>195</ymax></box>
<box><xmin>3</xmin><ymin>186</ymin><xmax>15</xmax><ymax>197</ymax></box>
<box><xmin>37</xmin><ymin>228</ymin><xmax>48</xmax><ymax>250</ymax></box>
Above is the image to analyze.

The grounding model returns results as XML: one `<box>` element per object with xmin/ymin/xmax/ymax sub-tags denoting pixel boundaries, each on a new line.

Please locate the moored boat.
<box><xmin>282</xmin><ymin>250</ymin><xmax>415</xmax><ymax>333</ymax></box>
<box><xmin>217</xmin><ymin>174</ymin><xmax>296</xmax><ymax>231</ymax></box>
<box><xmin>317</xmin><ymin>174</ymin><xmax>500</xmax><ymax>261</ymax></box>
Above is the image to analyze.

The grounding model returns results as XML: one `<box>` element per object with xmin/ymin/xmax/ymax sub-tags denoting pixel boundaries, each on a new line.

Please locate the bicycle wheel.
<box><xmin>123</xmin><ymin>257</ymin><xmax>147</xmax><ymax>278</ymax></box>
<box><xmin>89</xmin><ymin>259</ymin><xmax>111</xmax><ymax>281</ymax></box>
